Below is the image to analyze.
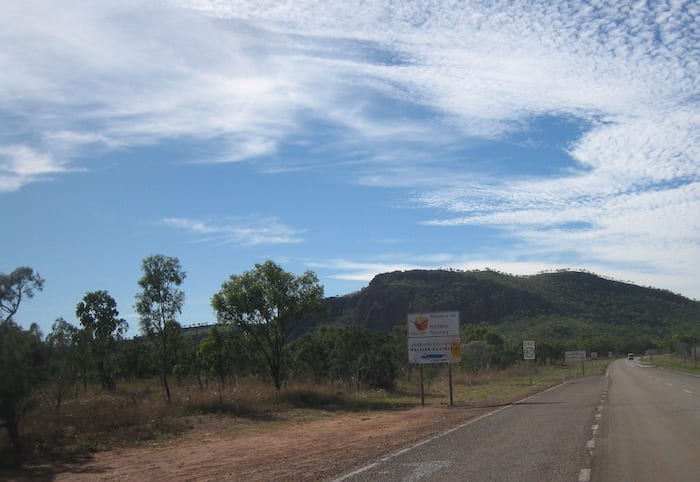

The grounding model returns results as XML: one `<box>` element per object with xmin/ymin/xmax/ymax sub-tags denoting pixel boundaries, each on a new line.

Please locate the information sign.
<box><xmin>408</xmin><ymin>337</ymin><xmax>461</xmax><ymax>364</ymax></box>
<box><xmin>407</xmin><ymin>311</ymin><xmax>459</xmax><ymax>338</ymax></box>
<box><xmin>565</xmin><ymin>350</ymin><xmax>587</xmax><ymax>363</ymax></box>
<box><xmin>407</xmin><ymin>311</ymin><xmax>460</xmax><ymax>365</ymax></box>
<box><xmin>407</xmin><ymin>311</ymin><xmax>461</xmax><ymax>406</ymax></box>
<box><xmin>523</xmin><ymin>340</ymin><xmax>536</xmax><ymax>360</ymax></box>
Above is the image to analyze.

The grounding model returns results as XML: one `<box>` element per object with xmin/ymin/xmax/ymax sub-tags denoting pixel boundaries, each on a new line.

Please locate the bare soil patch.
<box><xmin>7</xmin><ymin>404</ymin><xmax>491</xmax><ymax>481</ymax></box>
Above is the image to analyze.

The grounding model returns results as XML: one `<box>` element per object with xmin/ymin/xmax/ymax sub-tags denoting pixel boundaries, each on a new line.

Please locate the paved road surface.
<box><xmin>333</xmin><ymin>375</ymin><xmax>606</xmax><ymax>481</ymax></box>
<box><xmin>593</xmin><ymin>359</ymin><xmax>700</xmax><ymax>481</ymax></box>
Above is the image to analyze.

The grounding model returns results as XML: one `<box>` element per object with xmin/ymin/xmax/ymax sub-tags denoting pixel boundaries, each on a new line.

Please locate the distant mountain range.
<box><xmin>318</xmin><ymin>269</ymin><xmax>700</xmax><ymax>347</ymax></box>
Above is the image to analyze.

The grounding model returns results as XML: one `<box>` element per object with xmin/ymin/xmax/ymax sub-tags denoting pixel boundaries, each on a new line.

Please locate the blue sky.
<box><xmin>2</xmin><ymin>0</ymin><xmax>698</xmax><ymax>338</ymax></box>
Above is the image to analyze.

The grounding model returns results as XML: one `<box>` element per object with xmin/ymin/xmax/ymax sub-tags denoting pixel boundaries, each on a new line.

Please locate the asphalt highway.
<box><xmin>592</xmin><ymin>358</ymin><xmax>700</xmax><ymax>481</ymax></box>
<box><xmin>332</xmin><ymin>359</ymin><xmax>700</xmax><ymax>481</ymax></box>
<box><xmin>332</xmin><ymin>374</ymin><xmax>607</xmax><ymax>481</ymax></box>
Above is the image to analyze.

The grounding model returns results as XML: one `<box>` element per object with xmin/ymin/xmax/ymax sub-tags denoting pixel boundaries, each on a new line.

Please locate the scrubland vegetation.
<box><xmin>2</xmin><ymin>260</ymin><xmax>697</xmax><ymax>468</ymax></box>
<box><xmin>0</xmin><ymin>358</ymin><xmax>609</xmax><ymax>467</ymax></box>
<box><xmin>647</xmin><ymin>353</ymin><xmax>700</xmax><ymax>375</ymax></box>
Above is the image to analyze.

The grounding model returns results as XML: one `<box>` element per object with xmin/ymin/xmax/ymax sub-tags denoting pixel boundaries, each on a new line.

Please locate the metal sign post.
<box><xmin>523</xmin><ymin>340</ymin><xmax>536</xmax><ymax>385</ymax></box>
<box><xmin>448</xmin><ymin>363</ymin><xmax>453</xmax><ymax>406</ymax></box>
<box><xmin>420</xmin><ymin>364</ymin><xmax>425</xmax><ymax>407</ymax></box>
<box><xmin>565</xmin><ymin>351</ymin><xmax>587</xmax><ymax>376</ymax></box>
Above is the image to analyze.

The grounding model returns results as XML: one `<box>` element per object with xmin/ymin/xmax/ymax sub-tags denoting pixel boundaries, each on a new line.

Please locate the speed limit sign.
<box><xmin>523</xmin><ymin>340</ymin><xmax>536</xmax><ymax>360</ymax></box>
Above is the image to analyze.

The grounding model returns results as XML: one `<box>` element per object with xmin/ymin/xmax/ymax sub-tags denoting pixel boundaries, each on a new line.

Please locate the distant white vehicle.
<box><xmin>627</xmin><ymin>353</ymin><xmax>634</xmax><ymax>360</ymax></box>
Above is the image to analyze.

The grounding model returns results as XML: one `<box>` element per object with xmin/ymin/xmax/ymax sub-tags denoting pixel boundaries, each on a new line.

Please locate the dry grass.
<box><xmin>1</xmin><ymin>379</ymin><xmax>362</xmax><ymax>465</ymax></box>
<box><xmin>647</xmin><ymin>353</ymin><xmax>700</xmax><ymax>374</ymax></box>
<box><xmin>402</xmin><ymin>360</ymin><xmax>610</xmax><ymax>406</ymax></box>
<box><xmin>1</xmin><ymin>361</ymin><xmax>610</xmax><ymax>467</ymax></box>
<box><xmin>16</xmin><ymin>385</ymin><xmax>186</xmax><ymax>458</ymax></box>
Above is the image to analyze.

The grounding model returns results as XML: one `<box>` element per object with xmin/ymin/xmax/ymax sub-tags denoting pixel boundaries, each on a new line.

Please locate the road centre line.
<box><xmin>683</xmin><ymin>389</ymin><xmax>692</xmax><ymax>394</ymax></box>
<box><xmin>579</xmin><ymin>367</ymin><xmax>610</xmax><ymax>481</ymax></box>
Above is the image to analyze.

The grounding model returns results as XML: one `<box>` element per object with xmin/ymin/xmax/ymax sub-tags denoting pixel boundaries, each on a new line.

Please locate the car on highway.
<box><xmin>627</xmin><ymin>353</ymin><xmax>634</xmax><ymax>360</ymax></box>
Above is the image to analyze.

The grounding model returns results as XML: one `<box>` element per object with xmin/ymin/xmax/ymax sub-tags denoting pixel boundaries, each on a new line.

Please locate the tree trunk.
<box><xmin>54</xmin><ymin>390</ymin><xmax>64</xmax><ymax>416</ymax></box>
<box><xmin>272</xmin><ymin>361</ymin><xmax>282</xmax><ymax>391</ymax></box>
<box><xmin>273</xmin><ymin>373</ymin><xmax>282</xmax><ymax>391</ymax></box>
<box><xmin>162</xmin><ymin>369</ymin><xmax>172</xmax><ymax>402</ymax></box>
<box><xmin>4</xmin><ymin>419</ymin><xmax>23</xmax><ymax>466</ymax></box>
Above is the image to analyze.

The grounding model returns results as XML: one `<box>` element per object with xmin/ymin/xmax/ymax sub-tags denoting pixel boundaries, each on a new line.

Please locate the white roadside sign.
<box><xmin>565</xmin><ymin>350</ymin><xmax>587</xmax><ymax>363</ymax></box>
<box><xmin>408</xmin><ymin>336</ymin><xmax>462</xmax><ymax>364</ymax></box>
<box><xmin>407</xmin><ymin>311</ymin><xmax>460</xmax><ymax>338</ymax></box>
<box><xmin>407</xmin><ymin>311</ymin><xmax>460</xmax><ymax>365</ymax></box>
<box><xmin>523</xmin><ymin>340</ymin><xmax>536</xmax><ymax>360</ymax></box>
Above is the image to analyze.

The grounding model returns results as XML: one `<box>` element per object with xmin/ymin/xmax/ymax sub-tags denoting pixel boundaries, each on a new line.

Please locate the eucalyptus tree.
<box><xmin>212</xmin><ymin>260</ymin><xmax>324</xmax><ymax>391</ymax></box>
<box><xmin>198</xmin><ymin>325</ymin><xmax>246</xmax><ymax>404</ymax></box>
<box><xmin>0</xmin><ymin>267</ymin><xmax>46</xmax><ymax>464</ymax></box>
<box><xmin>135</xmin><ymin>254</ymin><xmax>186</xmax><ymax>402</ymax></box>
<box><xmin>0</xmin><ymin>321</ymin><xmax>46</xmax><ymax>465</ymax></box>
<box><xmin>462</xmin><ymin>340</ymin><xmax>496</xmax><ymax>375</ymax></box>
<box><xmin>0</xmin><ymin>267</ymin><xmax>44</xmax><ymax>323</ymax></box>
<box><xmin>290</xmin><ymin>325</ymin><xmax>400</xmax><ymax>390</ymax></box>
<box><xmin>43</xmin><ymin>317</ymin><xmax>80</xmax><ymax>413</ymax></box>
<box><xmin>76</xmin><ymin>290</ymin><xmax>128</xmax><ymax>391</ymax></box>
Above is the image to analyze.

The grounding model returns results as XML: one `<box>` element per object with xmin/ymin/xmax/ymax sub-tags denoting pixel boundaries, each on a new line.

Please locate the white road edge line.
<box><xmin>329</xmin><ymin>382</ymin><xmax>569</xmax><ymax>482</ymax></box>
<box><xmin>683</xmin><ymin>389</ymin><xmax>692</xmax><ymax>394</ymax></box>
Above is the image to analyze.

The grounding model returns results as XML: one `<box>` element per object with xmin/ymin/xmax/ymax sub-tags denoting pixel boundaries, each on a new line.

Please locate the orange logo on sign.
<box><xmin>414</xmin><ymin>315</ymin><xmax>429</xmax><ymax>331</ymax></box>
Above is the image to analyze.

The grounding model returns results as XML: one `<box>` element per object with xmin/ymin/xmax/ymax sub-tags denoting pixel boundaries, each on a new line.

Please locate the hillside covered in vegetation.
<box><xmin>320</xmin><ymin>269</ymin><xmax>700</xmax><ymax>353</ymax></box>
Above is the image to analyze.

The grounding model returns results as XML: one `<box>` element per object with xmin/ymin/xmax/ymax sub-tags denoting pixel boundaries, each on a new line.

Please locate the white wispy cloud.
<box><xmin>162</xmin><ymin>216</ymin><xmax>304</xmax><ymax>245</ymax></box>
<box><xmin>0</xmin><ymin>144</ymin><xmax>75</xmax><ymax>192</ymax></box>
<box><xmin>3</xmin><ymin>1</ymin><xmax>695</xmax><ymax>167</ymax></box>
<box><xmin>2</xmin><ymin>1</ymin><xmax>698</xmax><ymax>295</ymax></box>
<box><xmin>313</xmin><ymin>255</ymin><xmax>581</xmax><ymax>285</ymax></box>
<box><xmin>0</xmin><ymin>0</ymin><xmax>327</xmax><ymax>179</ymax></box>
<box><xmin>310</xmin><ymin>259</ymin><xmax>428</xmax><ymax>282</ymax></box>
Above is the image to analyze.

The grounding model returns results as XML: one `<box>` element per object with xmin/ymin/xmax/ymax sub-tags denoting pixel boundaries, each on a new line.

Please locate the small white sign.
<box><xmin>565</xmin><ymin>350</ymin><xmax>586</xmax><ymax>363</ymax></box>
<box><xmin>523</xmin><ymin>340</ymin><xmax>536</xmax><ymax>360</ymax></box>
<box><xmin>407</xmin><ymin>311</ymin><xmax>459</xmax><ymax>338</ymax></box>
